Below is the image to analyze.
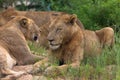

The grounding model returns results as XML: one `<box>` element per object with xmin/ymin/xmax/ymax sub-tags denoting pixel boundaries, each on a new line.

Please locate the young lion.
<box><xmin>32</xmin><ymin>14</ymin><xmax>114</xmax><ymax>76</ymax></box>
<box><xmin>0</xmin><ymin>16</ymin><xmax>42</xmax><ymax>79</ymax></box>
<box><xmin>32</xmin><ymin>14</ymin><xmax>84</xmax><ymax>76</ymax></box>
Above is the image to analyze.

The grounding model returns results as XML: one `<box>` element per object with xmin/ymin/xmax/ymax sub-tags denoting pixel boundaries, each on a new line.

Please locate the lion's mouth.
<box><xmin>49</xmin><ymin>43</ymin><xmax>60</xmax><ymax>50</ymax></box>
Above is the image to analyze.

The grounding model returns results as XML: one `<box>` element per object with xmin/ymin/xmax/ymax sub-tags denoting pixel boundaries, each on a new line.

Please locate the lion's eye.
<box><xmin>56</xmin><ymin>28</ymin><xmax>62</xmax><ymax>33</ymax></box>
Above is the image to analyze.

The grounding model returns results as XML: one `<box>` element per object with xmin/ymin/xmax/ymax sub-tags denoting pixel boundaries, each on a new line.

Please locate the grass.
<box><xmin>28</xmin><ymin>32</ymin><xmax>120</xmax><ymax>80</ymax></box>
<box><xmin>28</xmin><ymin>41</ymin><xmax>47</xmax><ymax>56</ymax></box>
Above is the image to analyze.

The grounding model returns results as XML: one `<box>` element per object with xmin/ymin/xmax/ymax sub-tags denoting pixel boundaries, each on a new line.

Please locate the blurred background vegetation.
<box><xmin>0</xmin><ymin>0</ymin><xmax>120</xmax><ymax>30</ymax></box>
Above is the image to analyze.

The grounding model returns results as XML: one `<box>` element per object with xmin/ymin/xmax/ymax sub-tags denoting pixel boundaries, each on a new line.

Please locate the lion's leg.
<box><xmin>31</xmin><ymin>58</ymin><xmax>50</xmax><ymax>74</ymax></box>
<box><xmin>0</xmin><ymin>48</ymin><xmax>26</xmax><ymax>79</ymax></box>
<box><xmin>44</xmin><ymin>62</ymin><xmax>80</xmax><ymax>77</ymax></box>
<box><xmin>1</xmin><ymin>68</ymin><xmax>26</xmax><ymax>80</ymax></box>
<box><xmin>0</xmin><ymin>65</ymin><xmax>26</xmax><ymax>79</ymax></box>
<box><xmin>0</xmin><ymin>60</ymin><xmax>26</xmax><ymax>79</ymax></box>
<box><xmin>0</xmin><ymin>69</ymin><xmax>26</xmax><ymax>80</ymax></box>
<box><xmin>1</xmin><ymin>67</ymin><xmax>25</xmax><ymax>75</ymax></box>
<box><xmin>44</xmin><ymin>47</ymin><xmax>83</xmax><ymax>77</ymax></box>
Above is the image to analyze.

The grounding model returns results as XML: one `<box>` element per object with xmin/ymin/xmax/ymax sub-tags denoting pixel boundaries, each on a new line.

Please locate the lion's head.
<box><xmin>9</xmin><ymin>16</ymin><xmax>40</xmax><ymax>42</ymax></box>
<box><xmin>47</xmin><ymin>14</ymin><xmax>81</xmax><ymax>50</ymax></box>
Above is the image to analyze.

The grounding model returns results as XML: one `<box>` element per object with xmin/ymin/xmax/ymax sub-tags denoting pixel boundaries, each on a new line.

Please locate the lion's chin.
<box><xmin>49</xmin><ymin>44</ymin><xmax>60</xmax><ymax>50</ymax></box>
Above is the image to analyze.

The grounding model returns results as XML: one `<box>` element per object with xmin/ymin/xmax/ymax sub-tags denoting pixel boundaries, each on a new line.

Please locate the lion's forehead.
<box><xmin>50</xmin><ymin>21</ymin><xmax>66</xmax><ymax>29</ymax></box>
<box><xmin>15</xmin><ymin>16</ymin><xmax>26</xmax><ymax>19</ymax></box>
<box><xmin>14</xmin><ymin>16</ymin><xmax>32</xmax><ymax>21</ymax></box>
<box><xmin>27</xmin><ymin>19</ymin><xmax>34</xmax><ymax>25</ymax></box>
<box><xmin>24</xmin><ymin>18</ymin><xmax>38</xmax><ymax>28</ymax></box>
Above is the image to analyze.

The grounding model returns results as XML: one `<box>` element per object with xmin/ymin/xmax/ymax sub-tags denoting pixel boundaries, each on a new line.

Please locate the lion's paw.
<box><xmin>30</xmin><ymin>63</ymin><xmax>43</xmax><ymax>74</ymax></box>
<box><xmin>43</xmin><ymin>66</ymin><xmax>60</xmax><ymax>77</ymax></box>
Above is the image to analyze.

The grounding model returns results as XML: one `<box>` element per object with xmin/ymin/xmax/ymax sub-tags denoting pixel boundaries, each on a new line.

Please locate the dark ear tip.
<box><xmin>21</xmin><ymin>18</ymin><xmax>27</xmax><ymax>21</ymax></box>
<box><xmin>69</xmin><ymin>14</ymin><xmax>77</xmax><ymax>24</ymax></box>
<box><xmin>22</xmin><ymin>18</ymin><xmax>27</xmax><ymax>22</ymax></box>
<box><xmin>71</xmin><ymin>14</ymin><xmax>77</xmax><ymax>20</ymax></box>
<box><xmin>72</xmin><ymin>14</ymin><xmax>77</xmax><ymax>18</ymax></box>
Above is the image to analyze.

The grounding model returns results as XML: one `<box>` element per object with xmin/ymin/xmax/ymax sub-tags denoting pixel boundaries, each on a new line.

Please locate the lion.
<box><xmin>31</xmin><ymin>14</ymin><xmax>85</xmax><ymax>76</ymax></box>
<box><xmin>32</xmin><ymin>14</ymin><xmax>114</xmax><ymax>77</ymax></box>
<box><xmin>0</xmin><ymin>8</ymin><xmax>84</xmax><ymax>49</ymax></box>
<box><xmin>0</xmin><ymin>16</ymin><xmax>43</xmax><ymax>79</ymax></box>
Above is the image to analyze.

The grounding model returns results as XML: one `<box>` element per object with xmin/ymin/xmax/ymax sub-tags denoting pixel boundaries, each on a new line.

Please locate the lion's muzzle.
<box><xmin>47</xmin><ymin>38</ymin><xmax>60</xmax><ymax>50</ymax></box>
<box><xmin>47</xmin><ymin>34</ymin><xmax>62</xmax><ymax>50</ymax></box>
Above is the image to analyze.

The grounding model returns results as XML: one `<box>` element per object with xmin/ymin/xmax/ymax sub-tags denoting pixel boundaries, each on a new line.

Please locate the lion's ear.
<box><xmin>68</xmin><ymin>14</ymin><xmax>77</xmax><ymax>25</ymax></box>
<box><xmin>19</xmin><ymin>18</ymin><xmax>28</xmax><ymax>28</ymax></box>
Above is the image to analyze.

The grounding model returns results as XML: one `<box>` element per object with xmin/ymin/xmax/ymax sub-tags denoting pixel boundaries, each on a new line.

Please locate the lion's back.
<box><xmin>95</xmin><ymin>27</ymin><xmax>114</xmax><ymax>48</ymax></box>
<box><xmin>84</xmin><ymin>30</ymin><xmax>102</xmax><ymax>57</ymax></box>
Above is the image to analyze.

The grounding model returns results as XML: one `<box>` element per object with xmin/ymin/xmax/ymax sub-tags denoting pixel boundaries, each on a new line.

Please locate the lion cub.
<box><xmin>0</xmin><ymin>16</ymin><xmax>42</xmax><ymax>79</ymax></box>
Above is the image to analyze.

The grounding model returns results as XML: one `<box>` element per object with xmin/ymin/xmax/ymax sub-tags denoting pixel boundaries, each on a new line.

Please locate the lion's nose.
<box><xmin>34</xmin><ymin>36</ymin><xmax>38</xmax><ymax>41</ymax></box>
<box><xmin>48</xmin><ymin>38</ymin><xmax>54</xmax><ymax>42</ymax></box>
<box><xmin>47</xmin><ymin>36</ymin><xmax>54</xmax><ymax>42</ymax></box>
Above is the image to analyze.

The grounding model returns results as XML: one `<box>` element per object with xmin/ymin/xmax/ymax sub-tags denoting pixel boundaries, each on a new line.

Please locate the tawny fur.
<box><xmin>0</xmin><ymin>16</ymin><xmax>42</xmax><ymax>79</ymax></box>
<box><xmin>95</xmin><ymin>27</ymin><xmax>114</xmax><ymax>48</ymax></box>
<box><xmin>83</xmin><ymin>27</ymin><xmax>114</xmax><ymax>57</ymax></box>
<box><xmin>32</xmin><ymin>14</ymin><xmax>84</xmax><ymax>76</ymax></box>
